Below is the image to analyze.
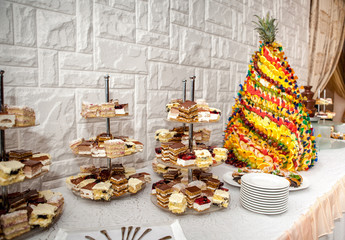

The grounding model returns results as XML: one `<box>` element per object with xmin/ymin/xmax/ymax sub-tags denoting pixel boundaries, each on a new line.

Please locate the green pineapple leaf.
<box><xmin>253</xmin><ymin>13</ymin><xmax>278</xmax><ymax>44</ymax></box>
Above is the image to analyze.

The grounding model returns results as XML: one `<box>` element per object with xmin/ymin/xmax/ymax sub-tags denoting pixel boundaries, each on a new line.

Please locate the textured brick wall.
<box><xmin>0</xmin><ymin>0</ymin><xmax>310</xmax><ymax>189</ymax></box>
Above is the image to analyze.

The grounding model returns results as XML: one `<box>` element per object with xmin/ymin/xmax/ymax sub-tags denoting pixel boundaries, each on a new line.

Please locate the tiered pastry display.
<box><xmin>315</xmin><ymin>90</ymin><xmax>335</xmax><ymax>120</ymax></box>
<box><xmin>224</xmin><ymin>14</ymin><xmax>317</xmax><ymax>172</ymax></box>
<box><xmin>0</xmin><ymin>70</ymin><xmax>64</xmax><ymax>240</ymax></box>
<box><xmin>151</xmin><ymin>77</ymin><xmax>230</xmax><ymax>214</ymax></box>
<box><xmin>66</xmin><ymin>75</ymin><xmax>150</xmax><ymax>201</ymax></box>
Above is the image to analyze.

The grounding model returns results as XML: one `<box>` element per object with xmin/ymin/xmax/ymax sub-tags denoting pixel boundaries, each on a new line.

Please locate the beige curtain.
<box><xmin>308</xmin><ymin>0</ymin><xmax>345</xmax><ymax>97</ymax></box>
<box><xmin>327</xmin><ymin>42</ymin><xmax>345</xmax><ymax>98</ymax></box>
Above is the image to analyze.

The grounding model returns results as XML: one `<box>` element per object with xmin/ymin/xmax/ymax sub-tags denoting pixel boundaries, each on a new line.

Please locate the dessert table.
<box><xmin>28</xmin><ymin>147</ymin><xmax>345</xmax><ymax>240</ymax></box>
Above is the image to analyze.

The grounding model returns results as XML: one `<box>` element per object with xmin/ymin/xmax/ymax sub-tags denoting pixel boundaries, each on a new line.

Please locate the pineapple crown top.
<box><xmin>253</xmin><ymin>13</ymin><xmax>278</xmax><ymax>44</ymax></box>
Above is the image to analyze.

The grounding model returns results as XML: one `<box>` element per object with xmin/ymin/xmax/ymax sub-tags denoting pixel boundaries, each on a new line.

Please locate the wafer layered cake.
<box><xmin>110</xmin><ymin>174</ymin><xmax>128</xmax><ymax>197</ymax></box>
<box><xmin>155</xmin><ymin>183</ymin><xmax>173</xmax><ymax>208</ymax></box>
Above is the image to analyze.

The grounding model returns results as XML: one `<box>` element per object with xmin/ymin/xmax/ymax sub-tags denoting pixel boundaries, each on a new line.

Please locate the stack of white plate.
<box><xmin>240</xmin><ymin>173</ymin><xmax>290</xmax><ymax>215</ymax></box>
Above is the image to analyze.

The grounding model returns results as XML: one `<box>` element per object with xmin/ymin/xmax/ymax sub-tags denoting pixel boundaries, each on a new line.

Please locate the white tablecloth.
<box><xmin>28</xmin><ymin>147</ymin><xmax>345</xmax><ymax>240</ymax></box>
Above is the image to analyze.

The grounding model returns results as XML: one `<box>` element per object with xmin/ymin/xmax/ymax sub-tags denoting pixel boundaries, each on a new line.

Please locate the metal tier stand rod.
<box><xmin>182</xmin><ymin>80</ymin><xmax>187</xmax><ymax>132</ymax></box>
<box><xmin>0</xmin><ymin>70</ymin><xmax>8</xmax><ymax>209</ymax></box>
<box><xmin>104</xmin><ymin>75</ymin><xmax>112</xmax><ymax>170</ymax></box>
<box><xmin>188</xmin><ymin>76</ymin><xmax>196</xmax><ymax>182</ymax></box>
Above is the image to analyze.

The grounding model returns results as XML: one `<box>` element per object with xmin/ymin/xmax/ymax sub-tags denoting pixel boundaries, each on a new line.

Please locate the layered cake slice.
<box><xmin>5</xmin><ymin>106</ymin><xmax>35</xmax><ymax>127</ymax></box>
<box><xmin>0</xmin><ymin>161</ymin><xmax>25</xmax><ymax>186</ymax></box>
<box><xmin>114</xmin><ymin>103</ymin><xmax>128</xmax><ymax>115</ymax></box>
<box><xmin>124</xmin><ymin>142</ymin><xmax>136</xmax><ymax>155</ymax></box>
<box><xmin>209</xmin><ymin>108</ymin><xmax>221</xmax><ymax>122</ymax></box>
<box><xmin>0</xmin><ymin>113</ymin><xmax>15</xmax><ymax>128</ymax></box>
<box><xmin>168</xmin><ymin>143</ymin><xmax>188</xmax><ymax>163</ymax></box>
<box><xmin>8</xmin><ymin>150</ymin><xmax>32</xmax><ymax>161</ymax></box>
<box><xmin>213</xmin><ymin>148</ymin><xmax>228</xmax><ymax>163</ymax></box>
<box><xmin>39</xmin><ymin>190</ymin><xmax>64</xmax><ymax>216</ymax></box>
<box><xmin>195</xmin><ymin>150</ymin><xmax>213</xmax><ymax>168</ymax></box>
<box><xmin>193</xmin><ymin>196</ymin><xmax>211</xmax><ymax>212</ymax></box>
<box><xmin>184</xmin><ymin>186</ymin><xmax>201</xmax><ymax>208</ymax></box>
<box><xmin>104</xmin><ymin>139</ymin><xmax>125</xmax><ymax>158</ymax></box>
<box><xmin>177</xmin><ymin>152</ymin><xmax>196</xmax><ymax>167</ymax></box>
<box><xmin>29</xmin><ymin>153</ymin><xmax>52</xmax><ymax>171</ymax></box>
<box><xmin>80</xmin><ymin>182</ymin><xmax>97</xmax><ymax>200</ymax></box>
<box><xmin>128</xmin><ymin>178</ymin><xmax>143</xmax><ymax>194</ymax></box>
<box><xmin>21</xmin><ymin>160</ymin><xmax>43</xmax><ymax>179</ymax></box>
<box><xmin>212</xmin><ymin>189</ymin><xmax>230</xmax><ymax>208</ymax></box>
<box><xmin>206</xmin><ymin>178</ymin><xmax>221</xmax><ymax>191</ymax></box>
<box><xmin>75</xmin><ymin>179</ymin><xmax>96</xmax><ymax>192</ymax></box>
<box><xmin>110</xmin><ymin>174</ymin><xmax>128</xmax><ymax>197</ymax></box>
<box><xmin>0</xmin><ymin>209</ymin><xmax>30</xmax><ymax>239</ymax></box>
<box><xmin>92</xmin><ymin>181</ymin><xmax>113</xmax><ymax>201</ymax></box>
<box><xmin>155</xmin><ymin>183</ymin><xmax>172</xmax><ymax>208</ymax></box>
<box><xmin>29</xmin><ymin>203</ymin><xmax>57</xmax><ymax>227</ymax></box>
<box><xmin>168</xmin><ymin>192</ymin><xmax>187</xmax><ymax>214</ymax></box>
<box><xmin>91</xmin><ymin>146</ymin><xmax>106</xmax><ymax>157</ymax></box>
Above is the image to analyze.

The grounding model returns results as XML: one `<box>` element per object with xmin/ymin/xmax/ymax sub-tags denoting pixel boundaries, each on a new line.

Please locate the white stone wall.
<box><xmin>0</xmin><ymin>0</ymin><xmax>310</xmax><ymax>189</ymax></box>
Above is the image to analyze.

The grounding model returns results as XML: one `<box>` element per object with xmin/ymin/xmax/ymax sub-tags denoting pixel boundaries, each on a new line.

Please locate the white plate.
<box><xmin>241</xmin><ymin>198</ymin><xmax>288</xmax><ymax>211</ymax></box>
<box><xmin>240</xmin><ymin>187</ymin><xmax>288</xmax><ymax>201</ymax></box>
<box><xmin>241</xmin><ymin>184</ymin><xmax>289</xmax><ymax>196</ymax></box>
<box><xmin>242</xmin><ymin>173</ymin><xmax>290</xmax><ymax>189</ymax></box>
<box><xmin>241</xmin><ymin>201</ymin><xmax>288</xmax><ymax>215</ymax></box>
<box><xmin>240</xmin><ymin>194</ymin><xmax>288</xmax><ymax>209</ymax></box>
<box><xmin>222</xmin><ymin>171</ymin><xmax>310</xmax><ymax>191</ymax></box>
<box><xmin>240</xmin><ymin>191</ymin><xmax>289</xmax><ymax>204</ymax></box>
<box><xmin>241</xmin><ymin>181</ymin><xmax>289</xmax><ymax>193</ymax></box>
<box><xmin>55</xmin><ymin>220</ymin><xmax>187</xmax><ymax>240</ymax></box>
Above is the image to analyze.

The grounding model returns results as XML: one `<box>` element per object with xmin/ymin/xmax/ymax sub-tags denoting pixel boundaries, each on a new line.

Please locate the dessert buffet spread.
<box><xmin>0</xmin><ymin>150</ymin><xmax>51</xmax><ymax>185</ymax></box>
<box><xmin>224</xmin><ymin>14</ymin><xmax>317</xmax><ymax>172</ymax></box>
<box><xmin>81</xmin><ymin>99</ymin><xmax>128</xmax><ymax>118</ymax></box>
<box><xmin>0</xmin><ymin>106</ymin><xmax>35</xmax><ymax>128</ymax></box>
<box><xmin>70</xmin><ymin>134</ymin><xmax>143</xmax><ymax>158</ymax></box>
<box><xmin>166</xmin><ymin>99</ymin><xmax>221</xmax><ymax>123</ymax></box>
<box><xmin>0</xmin><ymin>189</ymin><xmax>64</xmax><ymax>240</ymax></box>
<box><xmin>66</xmin><ymin>164</ymin><xmax>150</xmax><ymax>200</ymax></box>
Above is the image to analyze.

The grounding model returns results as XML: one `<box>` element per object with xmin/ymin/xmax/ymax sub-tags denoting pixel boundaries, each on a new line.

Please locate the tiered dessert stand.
<box><xmin>151</xmin><ymin>76</ymin><xmax>229</xmax><ymax>214</ymax></box>
<box><xmin>0</xmin><ymin>70</ymin><xmax>62</xmax><ymax>238</ymax></box>
<box><xmin>68</xmin><ymin>75</ymin><xmax>147</xmax><ymax>200</ymax></box>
